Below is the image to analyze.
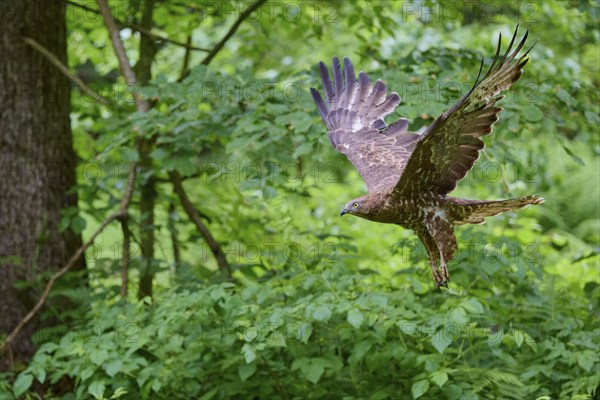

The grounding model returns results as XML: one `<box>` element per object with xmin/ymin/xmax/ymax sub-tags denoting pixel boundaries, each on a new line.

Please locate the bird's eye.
<box><xmin>353</xmin><ymin>202</ymin><xmax>359</xmax><ymax>208</ymax></box>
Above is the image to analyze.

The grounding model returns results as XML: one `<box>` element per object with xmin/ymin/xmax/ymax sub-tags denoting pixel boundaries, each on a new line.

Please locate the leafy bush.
<box><xmin>3</xmin><ymin>1</ymin><xmax>599</xmax><ymax>399</ymax></box>
<box><xmin>8</xmin><ymin>229</ymin><xmax>599</xmax><ymax>399</ymax></box>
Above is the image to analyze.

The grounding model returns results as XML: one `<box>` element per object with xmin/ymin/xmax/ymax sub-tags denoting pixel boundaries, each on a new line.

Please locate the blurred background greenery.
<box><xmin>2</xmin><ymin>0</ymin><xmax>598</xmax><ymax>399</ymax></box>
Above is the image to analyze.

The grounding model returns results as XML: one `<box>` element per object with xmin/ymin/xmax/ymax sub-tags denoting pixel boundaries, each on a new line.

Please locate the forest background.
<box><xmin>0</xmin><ymin>0</ymin><xmax>598</xmax><ymax>399</ymax></box>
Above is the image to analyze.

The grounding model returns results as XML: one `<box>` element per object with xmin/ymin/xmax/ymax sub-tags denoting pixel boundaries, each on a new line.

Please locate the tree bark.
<box><xmin>0</xmin><ymin>0</ymin><xmax>83</xmax><ymax>370</ymax></box>
<box><xmin>135</xmin><ymin>0</ymin><xmax>157</xmax><ymax>300</ymax></box>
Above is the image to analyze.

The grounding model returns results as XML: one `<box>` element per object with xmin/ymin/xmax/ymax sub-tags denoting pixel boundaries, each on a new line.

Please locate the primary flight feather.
<box><xmin>310</xmin><ymin>27</ymin><xmax>543</xmax><ymax>287</ymax></box>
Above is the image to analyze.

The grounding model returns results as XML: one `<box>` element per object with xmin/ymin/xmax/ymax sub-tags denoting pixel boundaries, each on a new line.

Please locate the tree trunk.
<box><xmin>136</xmin><ymin>0</ymin><xmax>157</xmax><ymax>300</ymax></box>
<box><xmin>0</xmin><ymin>0</ymin><xmax>83</xmax><ymax>370</ymax></box>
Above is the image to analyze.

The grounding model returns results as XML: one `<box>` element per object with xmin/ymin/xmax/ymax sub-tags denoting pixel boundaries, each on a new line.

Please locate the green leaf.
<box><xmin>303</xmin><ymin>358</ymin><xmax>330</xmax><ymax>384</ymax></box>
<box><xmin>347</xmin><ymin>308</ymin><xmax>364</xmax><ymax>328</ymax></box>
<box><xmin>287</xmin><ymin>111</ymin><xmax>312</xmax><ymax>132</ymax></box>
<box><xmin>297</xmin><ymin>323</ymin><xmax>312</xmax><ymax>343</ymax></box>
<box><xmin>90</xmin><ymin>349</ymin><xmax>108</xmax><ymax>366</ymax></box>
<box><xmin>59</xmin><ymin>216</ymin><xmax>71</xmax><ymax>233</ymax></box>
<box><xmin>241</xmin><ymin>343</ymin><xmax>256</xmax><ymax>363</ymax></box>
<box><xmin>312</xmin><ymin>305</ymin><xmax>331</xmax><ymax>322</ymax></box>
<box><xmin>411</xmin><ymin>379</ymin><xmax>430</xmax><ymax>399</ymax></box>
<box><xmin>105</xmin><ymin>359</ymin><xmax>123</xmax><ymax>377</ymax></box>
<box><xmin>110</xmin><ymin>387</ymin><xmax>128</xmax><ymax>399</ymax></box>
<box><xmin>449</xmin><ymin>307</ymin><xmax>468</xmax><ymax>325</ymax></box>
<box><xmin>32</xmin><ymin>365</ymin><xmax>46</xmax><ymax>383</ymax></box>
<box><xmin>460</xmin><ymin>298</ymin><xmax>484</xmax><ymax>314</ymax></box>
<box><xmin>431</xmin><ymin>331</ymin><xmax>453</xmax><ymax>354</ymax></box>
<box><xmin>349</xmin><ymin>339</ymin><xmax>374</xmax><ymax>364</ymax></box>
<box><xmin>81</xmin><ymin>367</ymin><xmax>95</xmax><ymax>382</ymax></box>
<box><xmin>88</xmin><ymin>380</ymin><xmax>106</xmax><ymax>399</ymax></box>
<box><xmin>149</xmin><ymin>148</ymin><xmax>169</xmax><ymax>160</ymax></box>
<box><xmin>13</xmin><ymin>373</ymin><xmax>33</xmax><ymax>397</ymax></box>
<box><xmin>267</xmin><ymin>332</ymin><xmax>286</xmax><ymax>348</ymax></box>
<box><xmin>584</xmin><ymin>110</ymin><xmax>600</xmax><ymax>125</ymax></box>
<box><xmin>173</xmin><ymin>120</ymin><xmax>202</xmax><ymax>134</ymax></box>
<box><xmin>291</xmin><ymin>357</ymin><xmax>309</xmax><ymax>371</ymax></box>
<box><xmin>442</xmin><ymin>384</ymin><xmax>463</xmax><ymax>400</ymax></box>
<box><xmin>198</xmin><ymin>387</ymin><xmax>218</xmax><ymax>400</ymax></box>
<box><xmin>265</xmin><ymin>103</ymin><xmax>288</xmax><ymax>114</ymax></box>
<box><xmin>172</xmin><ymin>157</ymin><xmax>196</xmax><ymax>176</ymax></box>
<box><xmin>430</xmin><ymin>371</ymin><xmax>448</xmax><ymax>388</ymax></box>
<box><xmin>37</xmin><ymin>342</ymin><xmax>57</xmax><ymax>354</ymax></box>
<box><xmin>398</xmin><ymin>320</ymin><xmax>417</xmax><ymax>335</ymax></box>
<box><xmin>70</xmin><ymin>215</ymin><xmax>87</xmax><ymax>234</ymax></box>
<box><xmin>557</xmin><ymin>88</ymin><xmax>576</xmax><ymax>105</ymax></box>
<box><xmin>292</xmin><ymin>142</ymin><xmax>313</xmax><ymax>158</ymax></box>
<box><xmin>238</xmin><ymin>361</ymin><xmax>257</xmax><ymax>381</ymax></box>
<box><xmin>120</xmin><ymin>147</ymin><xmax>139</xmax><ymax>162</ymax></box>
<box><xmin>560</xmin><ymin>142</ymin><xmax>585</xmax><ymax>166</ymax></box>
<box><xmin>576</xmin><ymin>350</ymin><xmax>596</xmax><ymax>372</ymax></box>
<box><xmin>262</xmin><ymin>186</ymin><xmax>277</xmax><ymax>199</ymax></box>
<box><xmin>292</xmin><ymin>357</ymin><xmax>330</xmax><ymax>383</ymax></box>
<box><xmin>523</xmin><ymin>105</ymin><xmax>543</xmax><ymax>122</ymax></box>
<box><xmin>524</xmin><ymin>332</ymin><xmax>538</xmax><ymax>352</ymax></box>
<box><xmin>514</xmin><ymin>329</ymin><xmax>525</xmax><ymax>348</ymax></box>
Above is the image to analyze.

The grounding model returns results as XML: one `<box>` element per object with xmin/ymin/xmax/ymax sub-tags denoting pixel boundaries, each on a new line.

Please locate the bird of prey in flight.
<box><xmin>310</xmin><ymin>27</ymin><xmax>543</xmax><ymax>287</ymax></box>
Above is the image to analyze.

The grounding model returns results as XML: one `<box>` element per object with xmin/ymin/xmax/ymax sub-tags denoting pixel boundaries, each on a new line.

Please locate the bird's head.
<box><xmin>340</xmin><ymin>195</ymin><xmax>375</xmax><ymax>218</ymax></box>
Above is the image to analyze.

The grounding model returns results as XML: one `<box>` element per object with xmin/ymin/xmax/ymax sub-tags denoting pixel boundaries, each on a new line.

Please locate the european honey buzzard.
<box><xmin>310</xmin><ymin>27</ymin><xmax>544</xmax><ymax>287</ymax></box>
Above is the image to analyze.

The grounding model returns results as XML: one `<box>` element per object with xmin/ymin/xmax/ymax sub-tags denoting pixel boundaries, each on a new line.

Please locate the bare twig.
<box><xmin>200</xmin><ymin>0</ymin><xmax>267</xmax><ymax>66</ymax></box>
<box><xmin>22</xmin><ymin>36</ymin><xmax>113</xmax><ymax>106</ymax></box>
<box><xmin>0</xmin><ymin>167</ymin><xmax>137</xmax><ymax>355</ymax></box>
<box><xmin>169</xmin><ymin>171</ymin><xmax>230</xmax><ymax>275</ymax></box>
<box><xmin>168</xmin><ymin>203</ymin><xmax>181</xmax><ymax>269</ymax></box>
<box><xmin>178</xmin><ymin>33</ymin><xmax>193</xmax><ymax>80</ymax></box>
<box><xmin>67</xmin><ymin>1</ymin><xmax>209</xmax><ymax>52</ymax></box>
<box><xmin>96</xmin><ymin>0</ymin><xmax>137</xmax><ymax>84</ymax></box>
<box><xmin>96</xmin><ymin>0</ymin><xmax>150</xmax><ymax>112</ymax></box>
<box><xmin>119</xmin><ymin>215</ymin><xmax>131</xmax><ymax>300</ymax></box>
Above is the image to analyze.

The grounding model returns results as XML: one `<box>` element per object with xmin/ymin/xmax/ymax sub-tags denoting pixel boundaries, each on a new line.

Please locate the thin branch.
<box><xmin>171</xmin><ymin>1</ymin><xmax>209</xmax><ymax>14</ymax></box>
<box><xmin>168</xmin><ymin>203</ymin><xmax>181</xmax><ymax>270</ymax></box>
<box><xmin>0</xmin><ymin>166</ymin><xmax>137</xmax><ymax>355</ymax></box>
<box><xmin>22</xmin><ymin>36</ymin><xmax>113</xmax><ymax>106</ymax></box>
<box><xmin>169</xmin><ymin>171</ymin><xmax>230</xmax><ymax>275</ymax></box>
<box><xmin>130</xmin><ymin>25</ymin><xmax>208</xmax><ymax>52</ymax></box>
<box><xmin>179</xmin><ymin>33</ymin><xmax>193</xmax><ymax>81</ymax></box>
<box><xmin>96</xmin><ymin>0</ymin><xmax>137</xmax><ymax>83</ymax></box>
<box><xmin>200</xmin><ymin>0</ymin><xmax>267</xmax><ymax>66</ymax></box>
<box><xmin>96</xmin><ymin>0</ymin><xmax>150</xmax><ymax>112</ymax></box>
<box><xmin>119</xmin><ymin>215</ymin><xmax>131</xmax><ymax>300</ymax></box>
<box><xmin>67</xmin><ymin>1</ymin><xmax>209</xmax><ymax>52</ymax></box>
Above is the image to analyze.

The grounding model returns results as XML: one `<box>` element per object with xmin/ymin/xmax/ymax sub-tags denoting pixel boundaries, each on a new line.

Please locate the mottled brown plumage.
<box><xmin>311</xmin><ymin>27</ymin><xmax>544</xmax><ymax>287</ymax></box>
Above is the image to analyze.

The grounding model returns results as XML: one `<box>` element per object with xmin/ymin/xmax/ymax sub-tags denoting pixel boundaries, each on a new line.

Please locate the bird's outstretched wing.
<box><xmin>311</xmin><ymin>57</ymin><xmax>420</xmax><ymax>192</ymax></box>
<box><xmin>395</xmin><ymin>27</ymin><xmax>532</xmax><ymax>198</ymax></box>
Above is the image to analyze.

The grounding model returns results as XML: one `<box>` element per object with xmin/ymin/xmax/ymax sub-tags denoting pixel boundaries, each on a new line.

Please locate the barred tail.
<box><xmin>447</xmin><ymin>195</ymin><xmax>544</xmax><ymax>225</ymax></box>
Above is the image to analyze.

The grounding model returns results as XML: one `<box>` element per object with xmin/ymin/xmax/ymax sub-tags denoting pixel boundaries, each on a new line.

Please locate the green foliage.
<box><xmin>3</xmin><ymin>0</ymin><xmax>599</xmax><ymax>399</ymax></box>
<box><xmin>9</xmin><ymin>252</ymin><xmax>599</xmax><ymax>399</ymax></box>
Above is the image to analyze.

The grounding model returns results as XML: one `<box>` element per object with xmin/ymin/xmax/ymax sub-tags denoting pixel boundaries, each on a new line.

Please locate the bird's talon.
<box><xmin>434</xmin><ymin>279</ymin><xmax>449</xmax><ymax>289</ymax></box>
<box><xmin>440</xmin><ymin>265</ymin><xmax>450</xmax><ymax>285</ymax></box>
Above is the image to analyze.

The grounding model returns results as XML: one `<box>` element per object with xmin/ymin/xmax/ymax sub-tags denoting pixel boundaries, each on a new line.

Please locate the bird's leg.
<box><xmin>418</xmin><ymin>231</ymin><xmax>444</xmax><ymax>287</ymax></box>
<box><xmin>431</xmin><ymin>263</ymin><xmax>445</xmax><ymax>288</ymax></box>
<box><xmin>428</xmin><ymin>244</ymin><xmax>450</xmax><ymax>288</ymax></box>
<box><xmin>438</xmin><ymin>254</ymin><xmax>450</xmax><ymax>288</ymax></box>
<box><xmin>417</xmin><ymin>228</ymin><xmax>452</xmax><ymax>289</ymax></box>
<box><xmin>426</xmin><ymin>248</ymin><xmax>444</xmax><ymax>286</ymax></box>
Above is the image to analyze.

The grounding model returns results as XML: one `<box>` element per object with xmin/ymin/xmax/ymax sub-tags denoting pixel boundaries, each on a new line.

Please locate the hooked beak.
<box><xmin>340</xmin><ymin>208</ymin><xmax>347</xmax><ymax>217</ymax></box>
